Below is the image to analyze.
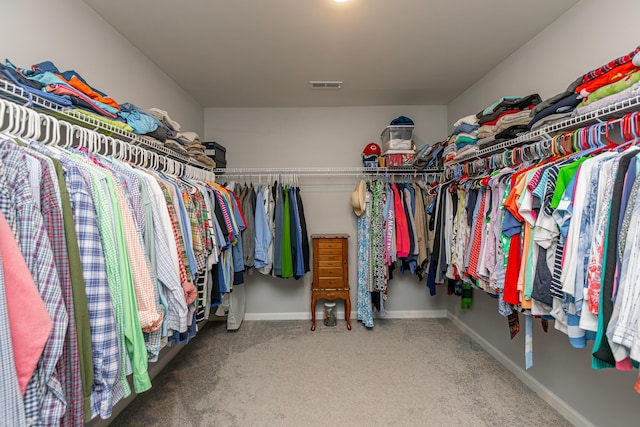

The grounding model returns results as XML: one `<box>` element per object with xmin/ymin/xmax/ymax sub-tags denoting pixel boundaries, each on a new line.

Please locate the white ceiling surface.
<box><xmin>84</xmin><ymin>0</ymin><xmax>578</xmax><ymax>108</ymax></box>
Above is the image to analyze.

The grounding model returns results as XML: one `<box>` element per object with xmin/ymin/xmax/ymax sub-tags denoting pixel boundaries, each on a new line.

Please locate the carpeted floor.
<box><xmin>110</xmin><ymin>319</ymin><xmax>572</xmax><ymax>427</ymax></box>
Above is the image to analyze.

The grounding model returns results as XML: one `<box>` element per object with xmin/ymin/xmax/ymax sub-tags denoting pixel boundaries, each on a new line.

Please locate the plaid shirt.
<box><xmin>180</xmin><ymin>183</ymin><xmax>207</xmax><ymax>273</ymax></box>
<box><xmin>582</xmin><ymin>45</ymin><xmax>640</xmax><ymax>83</ymax></box>
<box><xmin>162</xmin><ymin>178</ymin><xmax>198</xmax><ymax>279</ymax></box>
<box><xmin>0</xmin><ymin>140</ymin><xmax>68</xmax><ymax>427</ymax></box>
<box><xmin>107</xmin><ymin>160</ymin><xmax>145</xmax><ymax>239</ymax></box>
<box><xmin>191</xmin><ymin>184</ymin><xmax>213</xmax><ymax>254</ymax></box>
<box><xmin>155</xmin><ymin>178</ymin><xmax>198</xmax><ymax>315</ymax></box>
<box><xmin>31</xmin><ymin>152</ymin><xmax>84</xmax><ymax>427</ymax></box>
<box><xmin>157</xmin><ymin>179</ymin><xmax>193</xmax><ymax>280</ymax></box>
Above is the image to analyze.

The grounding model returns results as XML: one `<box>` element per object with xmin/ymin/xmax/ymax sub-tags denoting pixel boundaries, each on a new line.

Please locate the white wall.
<box><xmin>3</xmin><ymin>0</ymin><xmax>203</xmax><ymax>135</ymax></box>
<box><xmin>205</xmin><ymin>105</ymin><xmax>448</xmax><ymax>319</ymax></box>
<box><xmin>445</xmin><ymin>0</ymin><xmax>640</xmax><ymax>425</ymax></box>
<box><xmin>447</xmin><ymin>0</ymin><xmax>640</xmax><ymax>131</ymax></box>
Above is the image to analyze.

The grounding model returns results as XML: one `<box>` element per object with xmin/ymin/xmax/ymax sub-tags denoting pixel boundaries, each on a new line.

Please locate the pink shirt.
<box><xmin>392</xmin><ymin>185</ymin><xmax>410</xmax><ymax>258</ymax></box>
<box><xmin>0</xmin><ymin>210</ymin><xmax>52</xmax><ymax>395</ymax></box>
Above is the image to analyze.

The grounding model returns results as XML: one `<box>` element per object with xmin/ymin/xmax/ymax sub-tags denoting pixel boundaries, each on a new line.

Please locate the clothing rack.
<box><xmin>214</xmin><ymin>166</ymin><xmax>443</xmax><ymax>182</ymax></box>
<box><xmin>448</xmin><ymin>93</ymin><xmax>640</xmax><ymax>166</ymax></box>
<box><xmin>0</xmin><ymin>78</ymin><xmax>215</xmax><ymax>175</ymax></box>
<box><xmin>0</xmin><ymin>89</ymin><xmax>215</xmax><ymax>182</ymax></box>
<box><xmin>446</xmin><ymin>97</ymin><xmax>640</xmax><ymax>180</ymax></box>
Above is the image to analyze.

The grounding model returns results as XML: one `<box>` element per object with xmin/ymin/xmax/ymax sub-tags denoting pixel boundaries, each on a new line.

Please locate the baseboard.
<box><xmin>244</xmin><ymin>310</ymin><xmax>447</xmax><ymax>321</ymax></box>
<box><xmin>447</xmin><ymin>313</ymin><xmax>595</xmax><ymax>427</ymax></box>
<box><xmin>382</xmin><ymin>309</ymin><xmax>448</xmax><ymax>319</ymax></box>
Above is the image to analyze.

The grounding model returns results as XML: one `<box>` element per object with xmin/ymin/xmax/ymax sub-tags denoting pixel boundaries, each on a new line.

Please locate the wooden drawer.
<box><xmin>318</xmin><ymin>247</ymin><xmax>343</xmax><ymax>255</ymax></box>
<box><xmin>317</xmin><ymin>291</ymin><xmax>338</xmax><ymax>300</ymax></box>
<box><xmin>317</xmin><ymin>240</ymin><xmax>343</xmax><ymax>249</ymax></box>
<box><xmin>319</xmin><ymin>260</ymin><xmax>342</xmax><ymax>268</ymax></box>
<box><xmin>318</xmin><ymin>267</ymin><xmax>342</xmax><ymax>277</ymax></box>
<box><xmin>316</xmin><ymin>277</ymin><xmax>344</xmax><ymax>289</ymax></box>
<box><xmin>316</xmin><ymin>254</ymin><xmax>342</xmax><ymax>262</ymax></box>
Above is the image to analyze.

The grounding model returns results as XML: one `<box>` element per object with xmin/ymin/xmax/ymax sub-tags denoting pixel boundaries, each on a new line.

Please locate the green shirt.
<box><xmin>281</xmin><ymin>186</ymin><xmax>293</xmax><ymax>278</ymax></box>
<box><xmin>53</xmin><ymin>159</ymin><xmax>94</xmax><ymax>420</ymax></box>
<box><xmin>76</xmin><ymin>158</ymin><xmax>151</xmax><ymax>395</ymax></box>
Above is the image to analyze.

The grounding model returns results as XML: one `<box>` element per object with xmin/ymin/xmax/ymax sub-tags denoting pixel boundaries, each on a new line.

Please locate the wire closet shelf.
<box><xmin>448</xmin><ymin>93</ymin><xmax>640</xmax><ymax>166</ymax></box>
<box><xmin>0</xmin><ymin>79</ymin><xmax>214</xmax><ymax>171</ymax></box>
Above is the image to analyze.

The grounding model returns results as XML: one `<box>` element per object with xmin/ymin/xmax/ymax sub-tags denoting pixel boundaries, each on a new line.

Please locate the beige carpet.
<box><xmin>110</xmin><ymin>319</ymin><xmax>572</xmax><ymax>427</ymax></box>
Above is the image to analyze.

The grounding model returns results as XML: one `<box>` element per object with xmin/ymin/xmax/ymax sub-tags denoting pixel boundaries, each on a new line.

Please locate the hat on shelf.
<box><xmin>362</xmin><ymin>142</ymin><xmax>381</xmax><ymax>157</ymax></box>
<box><xmin>390</xmin><ymin>115</ymin><xmax>414</xmax><ymax>126</ymax></box>
<box><xmin>350</xmin><ymin>179</ymin><xmax>366</xmax><ymax>217</ymax></box>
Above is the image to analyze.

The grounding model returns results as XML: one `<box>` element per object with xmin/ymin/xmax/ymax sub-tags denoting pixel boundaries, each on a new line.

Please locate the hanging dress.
<box><xmin>357</xmin><ymin>188</ymin><xmax>374</xmax><ymax>328</ymax></box>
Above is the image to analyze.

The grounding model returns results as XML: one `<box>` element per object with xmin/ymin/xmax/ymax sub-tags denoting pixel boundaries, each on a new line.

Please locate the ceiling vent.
<box><xmin>309</xmin><ymin>80</ymin><xmax>343</xmax><ymax>89</ymax></box>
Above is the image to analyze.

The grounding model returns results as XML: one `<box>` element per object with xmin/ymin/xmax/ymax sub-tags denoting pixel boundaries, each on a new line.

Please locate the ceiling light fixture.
<box><xmin>333</xmin><ymin>0</ymin><xmax>349</xmax><ymax>3</ymax></box>
<box><xmin>309</xmin><ymin>81</ymin><xmax>343</xmax><ymax>89</ymax></box>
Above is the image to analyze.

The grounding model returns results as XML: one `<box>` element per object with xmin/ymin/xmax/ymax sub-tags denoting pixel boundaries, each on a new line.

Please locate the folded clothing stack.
<box><xmin>529</xmin><ymin>45</ymin><xmax>640</xmax><ymax>130</ymax></box>
<box><xmin>149</xmin><ymin>108</ymin><xmax>181</xmax><ymax>132</ymax></box>
<box><xmin>476</xmin><ymin>94</ymin><xmax>541</xmax><ymax>142</ymax></box>
<box><xmin>442</xmin><ymin>138</ymin><xmax>457</xmax><ymax>164</ymax></box>
<box><xmin>440</xmin><ymin>114</ymin><xmax>480</xmax><ymax>163</ymax></box>
<box><xmin>576</xmin><ymin>63</ymin><xmax>640</xmax><ymax>115</ymax></box>
<box><xmin>3</xmin><ymin>60</ymin><xmax>117</xmax><ymax>117</ymax></box>
<box><xmin>527</xmin><ymin>91</ymin><xmax>580</xmax><ymax>131</ymax></box>
<box><xmin>413</xmin><ymin>140</ymin><xmax>445</xmax><ymax>170</ymax></box>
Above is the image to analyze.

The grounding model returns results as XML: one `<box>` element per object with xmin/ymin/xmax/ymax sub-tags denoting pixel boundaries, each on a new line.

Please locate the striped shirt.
<box><xmin>582</xmin><ymin>45</ymin><xmax>640</xmax><ymax>83</ymax></box>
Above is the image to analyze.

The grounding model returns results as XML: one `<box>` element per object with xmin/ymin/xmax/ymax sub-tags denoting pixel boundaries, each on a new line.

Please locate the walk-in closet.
<box><xmin>2</xmin><ymin>1</ymin><xmax>640</xmax><ymax>426</ymax></box>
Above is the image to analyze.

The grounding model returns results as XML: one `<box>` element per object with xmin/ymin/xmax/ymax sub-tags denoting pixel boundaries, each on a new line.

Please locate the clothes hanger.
<box><xmin>3</xmin><ymin>101</ymin><xmax>17</xmax><ymax>137</ymax></box>
<box><xmin>34</xmin><ymin>113</ymin><xmax>48</xmax><ymax>144</ymax></box>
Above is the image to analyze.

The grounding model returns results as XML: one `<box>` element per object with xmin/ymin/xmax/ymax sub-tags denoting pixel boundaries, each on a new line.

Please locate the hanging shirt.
<box><xmin>0</xmin><ymin>209</ymin><xmax>51</xmax><ymax>404</ymax></box>
<box><xmin>31</xmin><ymin>152</ymin><xmax>86</xmax><ymax>426</ymax></box>
<box><xmin>139</xmin><ymin>171</ymin><xmax>188</xmax><ymax>335</ymax></box>
<box><xmin>0</xmin><ymin>238</ymin><xmax>28</xmax><ymax>427</ymax></box>
<box><xmin>392</xmin><ymin>184</ymin><xmax>410</xmax><ymax>258</ymax></box>
<box><xmin>273</xmin><ymin>184</ymin><xmax>284</xmax><ymax>276</ymax></box>
<box><xmin>280</xmin><ymin>186</ymin><xmax>293</xmax><ymax>278</ymax></box>
<box><xmin>0</xmin><ymin>141</ymin><xmax>69</xmax><ymax>426</ymax></box>
<box><xmin>254</xmin><ymin>185</ymin><xmax>272</xmax><ymax>270</ymax></box>
<box><xmin>291</xmin><ymin>187</ymin><xmax>305</xmax><ymax>279</ymax></box>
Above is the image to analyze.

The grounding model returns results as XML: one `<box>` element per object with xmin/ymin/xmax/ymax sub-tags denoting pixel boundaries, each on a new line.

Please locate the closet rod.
<box><xmin>0</xmin><ymin>79</ymin><xmax>214</xmax><ymax>171</ymax></box>
<box><xmin>449</xmin><ymin>93</ymin><xmax>640</xmax><ymax>165</ymax></box>
<box><xmin>213</xmin><ymin>166</ymin><xmax>443</xmax><ymax>176</ymax></box>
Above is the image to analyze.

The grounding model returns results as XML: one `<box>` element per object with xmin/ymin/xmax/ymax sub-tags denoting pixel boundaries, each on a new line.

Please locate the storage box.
<box><xmin>384</xmin><ymin>153</ymin><xmax>415</xmax><ymax>167</ymax></box>
<box><xmin>204</xmin><ymin>141</ymin><xmax>227</xmax><ymax>168</ymax></box>
<box><xmin>363</xmin><ymin>160</ymin><xmax>378</xmax><ymax>168</ymax></box>
<box><xmin>381</xmin><ymin>125</ymin><xmax>414</xmax><ymax>146</ymax></box>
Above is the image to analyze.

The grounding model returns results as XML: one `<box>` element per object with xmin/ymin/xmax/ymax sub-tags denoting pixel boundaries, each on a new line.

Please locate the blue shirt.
<box><xmin>254</xmin><ymin>185</ymin><xmax>272</xmax><ymax>269</ymax></box>
<box><xmin>290</xmin><ymin>187</ymin><xmax>305</xmax><ymax>279</ymax></box>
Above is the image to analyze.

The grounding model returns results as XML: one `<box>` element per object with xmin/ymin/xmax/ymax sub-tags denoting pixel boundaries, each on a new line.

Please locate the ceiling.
<box><xmin>84</xmin><ymin>0</ymin><xmax>579</xmax><ymax>108</ymax></box>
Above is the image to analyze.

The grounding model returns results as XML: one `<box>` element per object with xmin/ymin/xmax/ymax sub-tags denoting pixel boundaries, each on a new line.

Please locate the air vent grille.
<box><xmin>309</xmin><ymin>80</ymin><xmax>343</xmax><ymax>89</ymax></box>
